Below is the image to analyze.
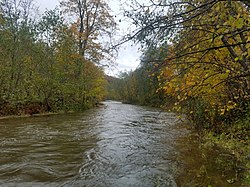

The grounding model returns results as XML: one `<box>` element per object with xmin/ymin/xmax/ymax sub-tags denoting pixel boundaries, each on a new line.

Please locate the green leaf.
<box><xmin>235</xmin><ymin>18</ymin><xmax>244</xmax><ymax>29</ymax></box>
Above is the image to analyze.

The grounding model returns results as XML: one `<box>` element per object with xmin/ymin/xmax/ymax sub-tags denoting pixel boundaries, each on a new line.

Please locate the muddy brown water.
<box><xmin>0</xmin><ymin>101</ymin><xmax>244</xmax><ymax>186</ymax></box>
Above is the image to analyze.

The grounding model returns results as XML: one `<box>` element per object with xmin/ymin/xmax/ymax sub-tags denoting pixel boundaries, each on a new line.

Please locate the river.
<box><xmin>0</xmin><ymin>101</ymin><xmax>245</xmax><ymax>186</ymax></box>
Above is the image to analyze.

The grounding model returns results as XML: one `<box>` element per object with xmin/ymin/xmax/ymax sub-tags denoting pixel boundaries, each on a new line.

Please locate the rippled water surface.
<box><xmin>0</xmin><ymin>101</ymin><xmax>186</xmax><ymax>187</ymax></box>
<box><xmin>0</xmin><ymin>101</ymin><xmax>245</xmax><ymax>187</ymax></box>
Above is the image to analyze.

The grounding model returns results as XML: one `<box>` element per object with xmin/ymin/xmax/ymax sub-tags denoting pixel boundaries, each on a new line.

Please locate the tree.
<box><xmin>123</xmin><ymin>1</ymin><xmax>250</xmax><ymax>83</ymax></box>
<box><xmin>0</xmin><ymin>0</ymin><xmax>37</xmax><ymax>100</ymax></box>
<box><xmin>36</xmin><ymin>8</ymin><xmax>64</xmax><ymax>47</ymax></box>
<box><xmin>60</xmin><ymin>0</ymin><xmax>117</xmax><ymax>65</ymax></box>
<box><xmin>106</xmin><ymin>44</ymin><xmax>169</xmax><ymax>106</ymax></box>
<box><xmin>0</xmin><ymin>1</ymin><xmax>107</xmax><ymax>114</ymax></box>
<box><xmin>35</xmin><ymin>9</ymin><xmax>107</xmax><ymax>110</ymax></box>
<box><xmin>123</xmin><ymin>0</ymin><xmax>250</xmax><ymax>129</ymax></box>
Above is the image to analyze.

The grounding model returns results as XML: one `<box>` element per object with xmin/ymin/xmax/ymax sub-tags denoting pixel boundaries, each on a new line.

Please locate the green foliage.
<box><xmin>124</xmin><ymin>0</ymin><xmax>250</xmax><ymax>130</ymax></box>
<box><xmin>106</xmin><ymin>45</ymin><xmax>170</xmax><ymax>107</ymax></box>
<box><xmin>0</xmin><ymin>1</ymin><xmax>108</xmax><ymax>115</ymax></box>
<box><xmin>124</xmin><ymin>1</ymin><xmax>250</xmax><ymax>183</ymax></box>
<box><xmin>60</xmin><ymin>0</ymin><xmax>117</xmax><ymax>65</ymax></box>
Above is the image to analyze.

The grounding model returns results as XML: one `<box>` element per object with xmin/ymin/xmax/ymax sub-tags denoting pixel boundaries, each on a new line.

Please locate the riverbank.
<box><xmin>175</xmin><ymin>121</ymin><xmax>250</xmax><ymax>186</ymax></box>
<box><xmin>204</xmin><ymin>129</ymin><xmax>250</xmax><ymax>185</ymax></box>
<box><xmin>0</xmin><ymin>101</ymin><xmax>105</xmax><ymax>120</ymax></box>
<box><xmin>0</xmin><ymin>112</ymin><xmax>64</xmax><ymax>120</ymax></box>
<box><xmin>0</xmin><ymin>101</ymin><xmax>50</xmax><ymax>117</ymax></box>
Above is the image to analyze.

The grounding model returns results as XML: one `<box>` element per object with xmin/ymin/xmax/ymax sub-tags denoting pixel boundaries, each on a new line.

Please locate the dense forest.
<box><xmin>0</xmin><ymin>0</ymin><xmax>116</xmax><ymax>115</ymax></box>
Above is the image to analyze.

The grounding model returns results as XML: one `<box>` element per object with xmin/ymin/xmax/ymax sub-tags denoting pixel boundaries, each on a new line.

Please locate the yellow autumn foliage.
<box><xmin>159</xmin><ymin>1</ymin><xmax>250</xmax><ymax>114</ymax></box>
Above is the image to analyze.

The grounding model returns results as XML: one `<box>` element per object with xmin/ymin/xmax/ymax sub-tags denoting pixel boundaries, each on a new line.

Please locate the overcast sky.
<box><xmin>35</xmin><ymin>0</ymin><xmax>141</xmax><ymax>76</ymax></box>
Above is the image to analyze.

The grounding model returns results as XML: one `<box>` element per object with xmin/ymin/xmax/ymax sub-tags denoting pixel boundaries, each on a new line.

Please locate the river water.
<box><xmin>0</xmin><ymin>101</ymin><xmax>245</xmax><ymax>186</ymax></box>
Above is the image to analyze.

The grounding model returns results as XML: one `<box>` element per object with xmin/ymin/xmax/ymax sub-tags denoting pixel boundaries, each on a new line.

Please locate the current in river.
<box><xmin>0</xmin><ymin>101</ymin><xmax>243</xmax><ymax>186</ymax></box>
